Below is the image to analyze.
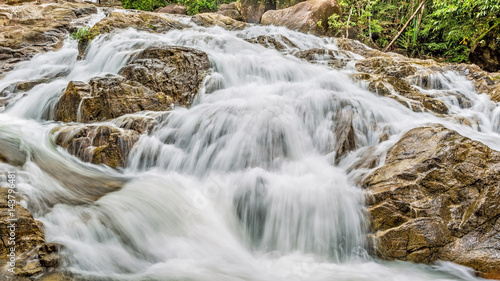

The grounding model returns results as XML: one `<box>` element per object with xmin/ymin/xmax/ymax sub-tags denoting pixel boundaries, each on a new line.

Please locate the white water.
<box><xmin>1</xmin><ymin>18</ymin><xmax>499</xmax><ymax>281</ymax></box>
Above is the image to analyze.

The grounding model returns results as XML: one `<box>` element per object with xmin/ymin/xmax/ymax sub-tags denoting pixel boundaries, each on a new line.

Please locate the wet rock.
<box><xmin>352</xmin><ymin>73</ymin><xmax>449</xmax><ymax>114</ymax></box>
<box><xmin>261</xmin><ymin>0</ymin><xmax>341</xmax><ymax>36</ymax></box>
<box><xmin>245</xmin><ymin>34</ymin><xmax>298</xmax><ymax>52</ymax></box>
<box><xmin>364</xmin><ymin>125</ymin><xmax>500</xmax><ymax>277</ymax></box>
<box><xmin>53</xmin><ymin>124</ymin><xmax>140</xmax><ymax>168</ymax></box>
<box><xmin>191</xmin><ymin>13</ymin><xmax>246</xmax><ymax>30</ymax></box>
<box><xmin>119</xmin><ymin>46</ymin><xmax>210</xmax><ymax>107</ymax></box>
<box><xmin>0</xmin><ymin>187</ymin><xmax>63</xmax><ymax>278</ymax></box>
<box><xmin>55</xmin><ymin>75</ymin><xmax>169</xmax><ymax>123</ymax></box>
<box><xmin>0</xmin><ymin>2</ymin><xmax>95</xmax><ymax>77</ymax></box>
<box><xmin>294</xmin><ymin>48</ymin><xmax>354</xmax><ymax>68</ymax></box>
<box><xmin>217</xmin><ymin>2</ymin><xmax>242</xmax><ymax>21</ymax></box>
<box><xmin>110</xmin><ymin>112</ymin><xmax>169</xmax><ymax>135</ymax></box>
<box><xmin>56</xmin><ymin>46</ymin><xmax>210</xmax><ymax>122</ymax></box>
<box><xmin>156</xmin><ymin>4</ymin><xmax>187</xmax><ymax>15</ymax></box>
<box><xmin>448</xmin><ymin>63</ymin><xmax>500</xmax><ymax>103</ymax></box>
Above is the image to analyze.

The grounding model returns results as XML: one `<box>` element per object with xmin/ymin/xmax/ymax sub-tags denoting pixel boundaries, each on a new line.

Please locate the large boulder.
<box><xmin>191</xmin><ymin>13</ymin><xmax>246</xmax><ymax>30</ymax></box>
<box><xmin>236</xmin><ymin>0</ymin><xmax>305</xmax><ymax>23</ymax></box>
<box><xmin>236</xmin><ymin>0</ymin><xmax>275</xmax><ymax>23</ymax></box>
<box><xmin>119</xmin><ymin>46</ymin><xmax>210</xmax><ymax>106</ymax></box>
<box><xmin>261</xmin><ymin>0</ymin><xmax>341</xmax><ymax>35</ymax></box>
<box><xmin>469</xmin><ymin>25</ymin><xmax>500</xmax><ymax>73</ymax></box>
<box><xmin>52</xmin><ymin>124</ymin><xmax>140</xmax><ymax>168</ymax></box>
<box><xmin>55</xmin><ymin>76</ymin><xmax>168</xmax><ymax>123</ymax></box>
<box><xmin>364</xmin><ymin>125</ymin><xmax>500</xmax><ymax>278</ymax></box>
<box><xmin>55</xmin><ymin>46</ymin><xmax>210</xmax><ymax>122</ymax></box>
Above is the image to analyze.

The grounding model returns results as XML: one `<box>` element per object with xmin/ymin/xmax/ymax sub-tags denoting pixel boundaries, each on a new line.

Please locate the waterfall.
<box><xmin>1</xmin><ymin>21</ymin><xmax>497</xmax><ymax>281</ymax></box>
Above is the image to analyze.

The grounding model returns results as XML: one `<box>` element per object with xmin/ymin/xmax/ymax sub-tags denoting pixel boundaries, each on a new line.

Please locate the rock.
<box><xmin>236</xmin><ymin>0</ymin><xmax>275</xmax><ymax>23</ymax></box>
<box><xmin>352</xmin><ymin>73</ymin><xmax>449</xmax><ymax>114</ymax></box>
<box><xmin>236</xmin><ymin>0</ymin><xmax>304</xmax><ymax>23</ymax></box>
<box><xmin>261</xmin><ymin>0</ymin><xmax>341</xmax><ymax>36</ymax></box>
<box><xmin>216</xmin><ymin>2</ymin><xmax>242</xmax><ymax>21</ymax></box>
<box><xmin>245</xmin><ymin>34</ymin><xmax>298</xmax><ymax>52</ymax></box>
<box><xmin>72</xmin><ymin>6</ymin><xmax>97</xmax><ymax>17</ymax></box>
<box><xmin>53</xmin><ymin>124</ymin><xmax>140</xmax><ymax>168</ymax></box>
<box><xmin>92</xmin><ymin>11</ymin><xmax>188</xmax><ymax>36</ymax></box>
<box><xmin>448</xmin><ymin>63</ymin><xmax>500</xmax><ymax>103</ymax></box>
<box><xmin>0</xmin><ymin>187</ymin><xmax>63</xmax><ymax>278</ymax></box>
<box><xmin>0</xmin><ymin>2</ymin><xmax>96</xmax><ymax>77</ymax></box>
<box><xmin>55</xmin><ymin>46</ymin><xmax>210</xmax><ymax>122</ymax></box>
<box><xmin>119</xmin><ymin>46</ymin><xmax>210</xmax><ymax>106</ymax></box>
<box><xmin>191</xmin><ymin>13</ymin><xmax>246</xmax><ymax>30</ymax></box>
<box><xmin>156</xmin><ymin>4</ymin><xmax>187</xmax><ymax>15</ymax></box>
<box><xmin>110</xmin><ymin>112</ymin><xmax>169</xmax><ymax>135</ymax></box>
<box><xmin>55</xmin><ymin>75</ymin><xmax>169</xmax><ymax>123</ymax></box>
<box><xmin>294</xmin><ymin>48</ymin><xmax>354</xmax><ymax>68</ymax></box>
<box><xmin>469</xmin><ymin>25</ymin><xmax>500</xmax><ymax>72</ymax></box>
<box><xmin>364</xmin><ymin>125</ymin><xmax>500</xmax><ymax>277</ymax></box>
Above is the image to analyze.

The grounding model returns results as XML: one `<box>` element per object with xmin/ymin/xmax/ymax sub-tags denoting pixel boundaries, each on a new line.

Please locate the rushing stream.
<box><xmin>1</xmin><ymin>12</ymin><xmax>499</xmax><ymax>281</ymax></box>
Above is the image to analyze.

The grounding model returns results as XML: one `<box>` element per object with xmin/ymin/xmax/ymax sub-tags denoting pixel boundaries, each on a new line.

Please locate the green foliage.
<box><xmin>179</xmin><ymin>0</ymin><xmax>217</xmax><ymax>15</ymax></box>
<box><xmin>70</xmin><ymin>27</ymin><xmax>98</xmax><ymax>43</ymax></box>
<box><xmin>122</xmin><ymin>0</ymin><xmax>232</xmax><ymax>14</ymax></box>
<box><xmin>327</xmin><ymin>0</ymin><xmax>500</xmax><ymax>62</ymax></box>
<box><xmin>122</xmin><ymin>0</ymin><xmax>167</xmax><ymax>11</ymax></box>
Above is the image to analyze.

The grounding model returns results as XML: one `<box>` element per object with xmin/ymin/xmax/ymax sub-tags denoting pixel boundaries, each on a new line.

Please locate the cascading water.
<box><xmin>1</xmin><ymin>15</ymin><xmax>499</xmax><ymax>281</ymax></box>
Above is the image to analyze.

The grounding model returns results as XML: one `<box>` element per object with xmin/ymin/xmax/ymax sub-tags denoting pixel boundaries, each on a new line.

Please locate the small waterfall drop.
<box><xmin>1</xmin><ymin>19</ymin><xmax>497</xmax><ymax>281</ymax></box>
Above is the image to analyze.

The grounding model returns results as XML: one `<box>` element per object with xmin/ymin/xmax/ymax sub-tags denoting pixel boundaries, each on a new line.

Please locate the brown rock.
<box><xmin>119</xmin><ymin>46</ymin><xmax>210</xmax><ymax>107</ymax></box>
<box><xmin>245</xmin><ymin>34</ymin><xmax>298</xmax><ymax>52</ymax></box>
<box><xmin>352</xmin><ymin>73</ymin><xmax>449</xmax><ymax>114</ymax></box>
<box><xmin>53</xmin><ymin>124</ymin><xmax>140</xmax><ymax>168</ymax></box>
<box><xmin>217</xmin><ymin>2</ymin><xmax>242</xmax><ymax>21</ymax></box>
<box><xmin>0</xmin><ymin>187</ymin><xmax>63</xmax><ymax>278</ymax></box>
<box><xmin>92</xmin><ymin>11</ymin><xmax>188</xmax><ymax>36</ymax></box>
<box><xmin>156</xmin><ymin>4</ymin><xmax>187</xmax><ymax>15</ymax></box>
<box><xmin>294</xmin><ymin>48</ymin><xmax>354</xmax><ymax>68</ymax></box>
<box><xmin>236</xmin><ymin>0</ymin><xmax>275</xmax><ymax>23</ymax></box>
<box><xmin>55</xmin><ymin>46</ymin><xmax>210</xmax><ymax>122</ymax></box>
<box><xmin>110</xmin><ymin>112</ymin><xmax>169</xmax><ymax>135</ymax></box>
<box><xmin>364</xmin><ymin>125</ymin><xmax>500</xmax><ymax>277</ymax></box>
<box><xmin>55</xmin><ymin>75</ymin><xmax>168</xmax><ymax>123</ymax></box>
<box><xmin>191</xmin><ymin>13</ymin><xmax>246</xmax><ymax>30</ymax></box>
<box><xmin>0</xmin><ymin>2</ymin><xmax>96</xmax><ymax>77</ymax></box>
<box><xmin>261</xmin><ymin>0</ymin><xmax>341</xmax><ymax>36</ymax></box>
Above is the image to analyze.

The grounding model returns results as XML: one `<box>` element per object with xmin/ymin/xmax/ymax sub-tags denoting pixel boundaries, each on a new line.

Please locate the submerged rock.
<box><xmin>364</xmin><ymin>125</ymin><xmax>500</xmax><ymax>278</ymax></box>
<box><xmin>261</xmin><ymin>0</ymin><xmax>341</xmax><ymax>36</ymax></box>
<box><xmin>191</xmin><ymin>13</ymin><xmax>246</xmax><ymax>30</ymax></box>
<box><xmin>55</xmin><ymin>46</ymin><xmax>210</xmax><ymax>122</ymax></box>
<box><xmin>53</xmin><ymin>124</ymin><xmax>140</xmax><ymax>168</ymax></box>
